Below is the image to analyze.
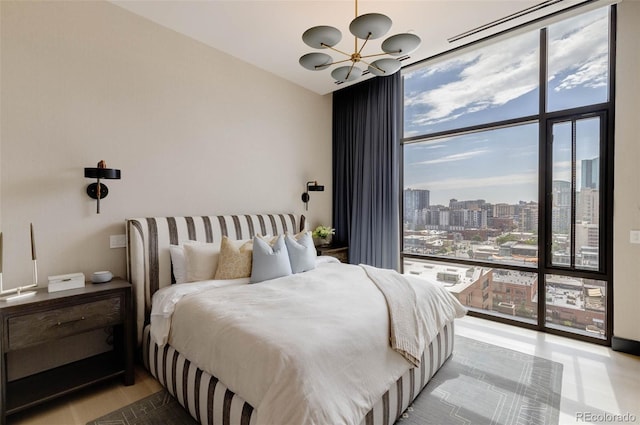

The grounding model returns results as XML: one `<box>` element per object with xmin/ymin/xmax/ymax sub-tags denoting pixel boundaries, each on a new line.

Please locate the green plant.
<box><xmin>312</xmin><ymin>225</ymin><xmax>335</xmax><ymax>239</ymax></box>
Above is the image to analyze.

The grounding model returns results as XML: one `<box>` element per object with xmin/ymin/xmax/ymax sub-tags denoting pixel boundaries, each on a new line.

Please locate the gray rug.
<box><xmin>87</xmin><ymin>336</ymin><xmax>562</xmax><ymax>425</ymax></box>
<box><xmin>397</xmin><ymin>336</ymin><xmax>562</xmax><ymax>425</ymax></box>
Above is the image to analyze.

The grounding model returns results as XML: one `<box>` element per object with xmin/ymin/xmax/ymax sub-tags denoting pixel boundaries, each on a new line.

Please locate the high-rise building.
<box><xmin>404</xmin><ymin>188</ymin><xmax>430</xmax><ymax>221</ymax></box>
<box><xmin>577</xmin><ymin>187</ymin><xmax>599</xmax><ymax>224</ymax></box>
<box><xmin>552</xmin><ymin>180</ymin><xmax>572</xmax><ymax>234</ymax></box>
<box><xmin>519</xmin><ymin>203</ymin><xmax>539</xmax><ymax>233</ymax></box>
<box><xmin>581</xmin><ymin>157</ymin><xmax>599</xmax><ymax>189</ymax></box>
<box><xmin>553</xmin><ymin>180</ymin><xmax>572</xmax><ymax>206</ymax></box>
<box><xmin>493</xmin><ymin>203</ymin><xmax>515</xmax><ymax>218</ymax></box>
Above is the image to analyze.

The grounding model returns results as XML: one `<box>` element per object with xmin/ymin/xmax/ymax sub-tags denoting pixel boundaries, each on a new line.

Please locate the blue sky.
<box><xmin>403</xmin><ymin>7</ymin><xmax>609</xmax><ymax>206</ymax></box>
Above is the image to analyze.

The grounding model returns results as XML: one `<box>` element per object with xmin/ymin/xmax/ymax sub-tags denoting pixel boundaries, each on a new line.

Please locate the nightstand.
<box><xmin>0</xmin><ymin>279</ymin><xmax>134</xmax><ymax>424</ymax></box>
<box><xmin>316</xmin><ymin>245</ymin><xmax>349</xmax><ymax>263</ymax></box>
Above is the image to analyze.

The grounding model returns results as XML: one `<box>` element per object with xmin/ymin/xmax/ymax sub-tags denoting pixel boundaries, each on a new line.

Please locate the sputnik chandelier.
<box><xmin>299</xmin><ymin>0</ymin><xmax>421</xmax><ymax>83</ymax></box>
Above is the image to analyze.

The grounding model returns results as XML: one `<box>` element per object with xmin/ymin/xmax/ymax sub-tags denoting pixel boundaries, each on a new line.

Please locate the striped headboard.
<box><xmin>125</xmin><ymin>213</ymin><xmax>305</xmax><ymax>343</ymax></box>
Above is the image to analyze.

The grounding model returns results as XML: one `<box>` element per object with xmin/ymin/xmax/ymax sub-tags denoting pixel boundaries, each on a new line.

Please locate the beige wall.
<box><xmin>613</xmin><ymin>0</ymin><xmax>640</xmax><ymax>343</ymax></box>
<box><xmin>0</xmin><ymin>1</ymin><xmax>332</xmax><ymax>288</ymax></box>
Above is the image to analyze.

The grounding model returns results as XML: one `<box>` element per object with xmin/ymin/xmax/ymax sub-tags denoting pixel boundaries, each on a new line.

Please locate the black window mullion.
<box><xmin>598</xmin><ymin>112</ymin><xmax>607</xmax><ymax>275</ymax></box>
<box><xmin>570</xmin><ymin>120</ymin><xmax>577</xmax><ymax>269</ymax></box>
<box><xmin>538</xmin><ymin>26</ymin><xmax>549</xmax><ymax>331</ymax></box>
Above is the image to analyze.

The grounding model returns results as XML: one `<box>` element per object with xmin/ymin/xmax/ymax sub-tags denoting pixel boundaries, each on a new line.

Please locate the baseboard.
<box><xmin>611</xmin><ymin>336</ymin><xmax>640</xmax><ymax>356</ymax></box>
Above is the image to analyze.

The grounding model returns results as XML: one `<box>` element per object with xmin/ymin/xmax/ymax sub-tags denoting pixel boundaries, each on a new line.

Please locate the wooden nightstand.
<box><xmin>0</xmin><ymin>279</ymin><xmax>134</xmax><ymax>424</ymax></box>
<box><xmin>316</xmin><ymin>245</ymin><xmax>349</xmax><ymax>263</ymax></box>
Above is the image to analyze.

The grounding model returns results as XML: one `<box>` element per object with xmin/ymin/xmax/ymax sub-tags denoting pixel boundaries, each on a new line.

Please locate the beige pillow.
<box><xmin>184</xmin><ymin>243</ymin><xmax>220</xmax><ymax>282</ymax></box>
<box><xmin>214</xmin><ymin>236</ymin><xmax>253</xmax><ymax>279</ymax></box>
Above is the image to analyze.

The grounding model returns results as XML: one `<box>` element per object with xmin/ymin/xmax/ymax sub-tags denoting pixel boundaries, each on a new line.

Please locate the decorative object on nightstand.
<box><xmin>301</xmin><ymin>180</ymin><xmax>324</xmax><ymax>210</ymax></box>
<box><xmin>316</xmin><ymin>244</ymin><xmax>349</xmax><ymax>263</ymax></box>
<box><xmin>47</xmin><ymin>272</ymin><xmax>85</xmax><ymax>293</ymax></box>
<box><xmin>91</xmin><ymin>270</ymin><xmax>113</xmax><ymax>283</ymax></box>
<box><xmin>0</xmin><ymin>224</ymin><xmax>39</xmax><ymax>302</ymax></box>
<box><xmin>312</xmin><ymin>225</ymin><xmax>335</xmax><ymax>247</ymax></box>
<box><xmin>84</xmin><ymin>160</ymin><xmax>121</xmax><ymax>214</ymax></box>
<box><xmin>0</xmin><ymin>279</ymin><xmax>135</xmax><ymax>423</ymax></box>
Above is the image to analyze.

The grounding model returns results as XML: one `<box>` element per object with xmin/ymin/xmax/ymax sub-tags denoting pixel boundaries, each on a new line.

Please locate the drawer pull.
<box><xmin>56</xmin><ymin>316</ymin><xmax>86</xmax><ymax>326</ymax></box>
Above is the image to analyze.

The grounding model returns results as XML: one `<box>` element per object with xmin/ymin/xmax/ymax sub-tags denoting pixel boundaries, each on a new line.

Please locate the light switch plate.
<box><xmin>630</xmin><ymin>230</ymin><xmax>640</xmax><ymax>244</ymax></box>
<box><xmin>110</xmin><ymin>234</ymin><xmax>126</xmax><ymax>248</ymax></box>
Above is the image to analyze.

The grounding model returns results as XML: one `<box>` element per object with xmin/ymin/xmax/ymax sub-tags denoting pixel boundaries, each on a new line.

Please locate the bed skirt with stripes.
<box><xmin>142</xmin><ymin>321</ymin><xmax>454</xmax><ymax>425</ymax></box>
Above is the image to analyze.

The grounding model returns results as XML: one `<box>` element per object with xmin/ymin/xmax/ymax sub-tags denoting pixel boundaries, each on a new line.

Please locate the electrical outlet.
<box><xmin>630</xmin><ymin>230</ymin><xmax>640</xmax><ymax>244</ymax></box>
<box><xmin>110</xmin><ymin>234</ymin><xmax>126</xmax><ymax>248</ymax></box>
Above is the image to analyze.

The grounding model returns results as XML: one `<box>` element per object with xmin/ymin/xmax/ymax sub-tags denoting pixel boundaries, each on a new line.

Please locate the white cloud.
<box><xmin>548</xmin><ymin>9</ymin><xmax>609</xmax><ymax>92</ymax></box>
<box><xmin>405</xmin><ymin>31</ymin><xmax>539</xmax><ymax>126</ymax></box>
<box><xmin>413</xmin><ymin>149</ymin><xmax>488</xmax><ymax>165</ymax></box>
<box><xmin>553</xmin><ymin>160</ymin><xmax>572</xmax><ymax>181</ymax></box>
<box><xmin>405</xmin><ymin>8</ymin><xmax>608</xmax><ymax>129</ymax></box>
<box><xmin>412</xmin><ymin>172</ymin><xmax>538</xmax><ymax>191</ymax></box>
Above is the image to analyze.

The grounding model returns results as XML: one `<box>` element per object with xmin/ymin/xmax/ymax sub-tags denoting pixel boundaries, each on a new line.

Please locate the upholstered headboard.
<box><xmin>125</xmin><ymin>213</ymin><xmax>305</xmax><ymax>343</ymax></box>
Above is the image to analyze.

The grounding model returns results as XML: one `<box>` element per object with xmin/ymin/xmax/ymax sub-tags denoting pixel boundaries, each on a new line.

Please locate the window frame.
<box><xmin>400</xmin><ymin>5</ymin><xmax>616</xmax><ymax>345</ymax></box>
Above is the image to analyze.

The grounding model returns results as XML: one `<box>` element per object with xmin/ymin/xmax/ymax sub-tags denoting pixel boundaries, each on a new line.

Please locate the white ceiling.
<box><xmin>110</xmin><ymin>1</ymin><xmax>590</xmax><ymax>95</ymax></box>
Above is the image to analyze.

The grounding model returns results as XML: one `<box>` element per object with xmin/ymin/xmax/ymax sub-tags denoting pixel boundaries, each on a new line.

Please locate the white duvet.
<box><xmin>151</xmin><ymin>261</ymin><xmax>466</xmax><ymax>425</ymax></box>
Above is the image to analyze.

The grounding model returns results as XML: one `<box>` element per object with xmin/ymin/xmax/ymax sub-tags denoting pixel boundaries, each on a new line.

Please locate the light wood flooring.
<box><xmin>7</xmin><ymin>315</ymin><xmax>640</xmax><ymax>425</ymax></box>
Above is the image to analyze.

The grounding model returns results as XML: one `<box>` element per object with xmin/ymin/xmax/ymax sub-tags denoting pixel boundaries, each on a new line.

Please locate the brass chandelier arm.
<box><xmin>315</xmin><ymin>57</ymin><xmax>354</xmax><ymax>69</ymax></box>
<box><xmin>358</xmin><ymin>58</ymin><xmax>385</xmax><ymax>73</ymax></box>
<box><xmin>346</xmin><ymin>62</ymin><xmax>357</xmax><ymax>79</ymax></box>
<box><xmin>320</xmin><ymin>43</ymin><xmax>354</xmax><ymax>58</ymax></box>
<box><xmin>356</xmin><ymin>33</ymin><xmax>372</xmax><ymax>56</ymax></box>
<box><xmin>360</xmin><ymin>51</ymin><xmax>397</xmax><ymax>60</ymax></box>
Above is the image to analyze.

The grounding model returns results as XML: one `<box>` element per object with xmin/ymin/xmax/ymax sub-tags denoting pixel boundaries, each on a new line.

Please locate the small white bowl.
<box><xmin>92</xmin><ymin>271</ymin><xmax>113</xmax><ymax>283</ymax></box>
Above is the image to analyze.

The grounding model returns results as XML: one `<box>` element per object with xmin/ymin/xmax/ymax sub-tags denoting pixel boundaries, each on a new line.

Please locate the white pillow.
<box><xmin>169</xmin><ymin>242</ymin><xmax>220</xmax><ymax>283</ymax></box>
<box><xmin>169</xmin><ymin>244</ymin><xmax>188</xmax><ymax>284</ymax></box>
<box><xmin>285</xmin><ymin>231</ymin><xmax>317</xmax><ymax>274</ymax></box>
<box><xmin>184</xmin><ymin>243</ymin><xmax>220</xmax><ymax>282</ymax></box>
<box><xmin>250</xmin><ymin>235</ymin><xmax>292</xmax><ymax>283</ymax></box>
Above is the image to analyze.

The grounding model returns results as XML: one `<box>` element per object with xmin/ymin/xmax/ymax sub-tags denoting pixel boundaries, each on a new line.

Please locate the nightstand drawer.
<box><xmin>316</xmin><ymin>245</ymin><xmax>349</xmax><ymax>263</ymax></box>
<box><xmin>330</xmin><ymin>250</ymin><xmax>348</xmax><ymax>263</ymax></box>
<box><xmin>7</xmin><ymin>297</ymin><xmax>122</xmax><ymax>351</ymax></box>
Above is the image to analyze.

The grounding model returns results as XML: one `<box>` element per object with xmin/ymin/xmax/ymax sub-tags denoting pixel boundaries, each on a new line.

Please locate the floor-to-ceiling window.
<box><xmin>401</xmin><ymin>5</ymin><xmax>614</xmax><ymax>343</ymax></box>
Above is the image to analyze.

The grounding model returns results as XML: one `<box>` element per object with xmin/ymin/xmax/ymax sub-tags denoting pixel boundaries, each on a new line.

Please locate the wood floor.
<box><xmin>7</xmin><ymin>315</ymin><xmax>640</xmax><ymax>425</ymax></box>
<box><xmin>6</xmin><ymin>367</ymin><xmax>162</xmax><ymax>425</ymax></box>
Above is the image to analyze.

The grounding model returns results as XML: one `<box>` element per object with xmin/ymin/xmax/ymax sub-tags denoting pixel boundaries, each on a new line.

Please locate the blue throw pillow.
<box><xmin>285</xmin><ymin>232</ymin><xmax>317</xmax><ymax>274</ymax></box>
<box><xmin>250</xmin><ymin>235</ymin><xmax>292</xmax><ymax>283</ymax></box>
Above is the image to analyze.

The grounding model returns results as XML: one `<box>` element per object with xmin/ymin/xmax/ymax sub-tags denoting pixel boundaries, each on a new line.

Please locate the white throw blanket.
<box><xmin>360</xmin><ymin>264</ymin><xmax>423</xmax><ymax>367</ymax></box>
<box><xmin>152</xmin><ymin>262</ymin><xmax>466</xmax><ymax>425</ymax></box>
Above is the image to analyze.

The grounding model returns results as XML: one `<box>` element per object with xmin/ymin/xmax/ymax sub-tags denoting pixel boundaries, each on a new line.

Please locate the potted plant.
<box><xmin>312</xmin><ymin>225</ymin><xmax>335</xmax><ymax>247</ymax></box>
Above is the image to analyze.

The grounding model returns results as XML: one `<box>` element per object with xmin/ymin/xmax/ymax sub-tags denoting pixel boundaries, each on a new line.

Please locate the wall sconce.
<box><xmin>84</xmin><ymin>160</ymin><xmax>121</xmax><ymax>214</ymax></box>
<box><xmin>301</xmin><ymin>180</ymin><xmax>324</xmax><ymax>210</ymax></box>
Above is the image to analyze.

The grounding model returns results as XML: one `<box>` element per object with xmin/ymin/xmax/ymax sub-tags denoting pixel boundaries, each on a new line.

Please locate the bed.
<box><xmin>126</xmin><ymin>213</ymin><xmax>466</xmax><ymax>425</ymax></box>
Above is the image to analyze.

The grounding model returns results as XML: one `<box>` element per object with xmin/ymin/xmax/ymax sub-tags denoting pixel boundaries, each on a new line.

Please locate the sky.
<box><xmin>403</xmin><ymin>7</ymin><xmax>609</xmax><ymax>206</ymax></box>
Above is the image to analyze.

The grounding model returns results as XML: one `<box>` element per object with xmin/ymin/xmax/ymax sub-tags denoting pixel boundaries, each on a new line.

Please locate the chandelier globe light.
<box><xmin>299</xmin><ymin>0</ymin><xmax>421</xmax><ymax>83</ymax></box>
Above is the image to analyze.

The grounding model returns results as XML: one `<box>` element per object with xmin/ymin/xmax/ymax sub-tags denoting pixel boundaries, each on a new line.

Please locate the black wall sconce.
<box><xmin>301</xmin><ymin>180</ymin><xmax>324</xmax><ymax>210</ymax></box>
<box><xmin>84</xmin><ymin>160</ymin><xmax>121</xmax><ymax>214</ymax></box>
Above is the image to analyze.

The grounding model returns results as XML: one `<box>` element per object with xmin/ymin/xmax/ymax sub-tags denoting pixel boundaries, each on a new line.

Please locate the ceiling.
<box><xmin>110</xmin><ymin>1</ymin><xmax>590</xmax><ymax>95</ymax></box>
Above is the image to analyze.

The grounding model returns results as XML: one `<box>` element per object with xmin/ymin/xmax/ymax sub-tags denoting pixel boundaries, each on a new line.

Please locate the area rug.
<box><xmin>397</xmin><ymin>336</ymin><xmax>563</xmax><ymax>425</ymax></box>
<box><xmin>87</xmin><ymin>336</ymin><xmax>562</xmax><ymax>425</ymax></box>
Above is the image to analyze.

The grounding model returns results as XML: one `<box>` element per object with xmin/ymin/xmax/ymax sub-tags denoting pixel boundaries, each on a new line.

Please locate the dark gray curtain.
<box><xmin>332</xmin><ymin>72</ymin><xmax>401</xmax><ymax>269</ymax></box>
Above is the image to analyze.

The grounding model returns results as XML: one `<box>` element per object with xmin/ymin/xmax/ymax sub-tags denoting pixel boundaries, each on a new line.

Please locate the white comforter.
<box><xmin>151</xmin><ymin>261</ymin><xmax>466</xmax><ymax>425</ymax></box>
